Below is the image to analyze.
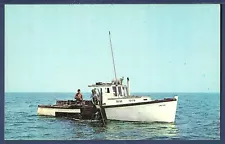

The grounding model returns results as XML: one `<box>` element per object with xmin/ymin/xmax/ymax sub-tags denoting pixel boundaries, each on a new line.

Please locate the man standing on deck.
<box><xmin>91</xmin><ymin>88</ymin><xmax>99</xmax><ymax>105</ymax></box>
<box><xmin>74</xmin><ymin>89</ymin><xmax>83</xmax><ymax>103</ymax></box>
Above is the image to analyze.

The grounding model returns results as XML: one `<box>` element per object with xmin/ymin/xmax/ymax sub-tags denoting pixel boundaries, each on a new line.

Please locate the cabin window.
<box><xmin>123</xmin><ymin>87</ymin><xmax>127</xmax><ymax>96</ymax></box>
<box><xmin>112</xmin><ymin>86</ymin><xmax>117</xmax><ymax>96</ymax></box>
<box><xmin>100</xmin><ymin>88</ymin><xmax>102</xmax><ymax>94</ymax></box>
<box><xmin>126</xmin><ymin>87</ymin><xmax>129</xmax><ymax>96</ymax></box>
<box><xmin>118</xmin><ymin>86</ymin><xmax>122</xmax><ymax>96</ymax></box>
<box><xmin>105</xmin><ymin>88</ymin><xmax>110</xmax><ymax>93</ymax></box>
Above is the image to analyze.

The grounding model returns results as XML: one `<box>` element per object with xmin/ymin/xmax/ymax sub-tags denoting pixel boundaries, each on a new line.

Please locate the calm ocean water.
<box><xmin>5</xmin><ymin>92</ymin><xmax>220</xmax><ymax>140</ymax></box>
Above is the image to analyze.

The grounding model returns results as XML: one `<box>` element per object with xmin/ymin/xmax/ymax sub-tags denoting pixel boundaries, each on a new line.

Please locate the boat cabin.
<box><xmin>89</xmin><ymin>77</ymin><xmax>129</xmax><ymax>95</ymax></box>
<box><xmin>89</xmin><ymin>85</ymin><xmax>126</xmax><ymax>106</ymax></box>
<box><xmin>88</xmin><ymin>83</ymin><xmax>129</xmax><ymax>97</ymax></box>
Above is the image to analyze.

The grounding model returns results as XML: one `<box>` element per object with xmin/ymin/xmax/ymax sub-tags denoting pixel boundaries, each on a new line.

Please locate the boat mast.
<box><xmin>109</xmin><ymin>31</ymin><xmax>118</xmax><ymax>84</ymax></box>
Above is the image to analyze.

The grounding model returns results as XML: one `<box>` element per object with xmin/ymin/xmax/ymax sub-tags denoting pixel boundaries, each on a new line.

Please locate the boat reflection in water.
<box><xmin>88</xmin><ymin>121</ymin><xmax>179</xmax><ymax>140</ymax></box>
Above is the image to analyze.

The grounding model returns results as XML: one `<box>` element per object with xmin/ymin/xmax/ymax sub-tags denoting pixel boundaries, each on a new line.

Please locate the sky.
<box><xmin>5</xmin><ymin>4</ymin><xmax>220</xmax><ymax>93</ymax></box>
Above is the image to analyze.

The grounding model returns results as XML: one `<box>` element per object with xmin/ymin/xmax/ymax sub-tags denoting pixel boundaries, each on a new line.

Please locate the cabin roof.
<box><xmin>88</xmin><ymin>82</ymin><xmax>127</xmax><ymax>88</ymax></box>
<box><xmin>88</xmin><ymin>84</ymin><xmax>112</xmax><ymax>87</ymax></box>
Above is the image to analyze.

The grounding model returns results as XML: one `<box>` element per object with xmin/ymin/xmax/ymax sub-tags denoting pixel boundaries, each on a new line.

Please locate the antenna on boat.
<box><xmin>109</xmin><ymin>31</ymin><xmax>118</xmax><ymax>84</ymax></box>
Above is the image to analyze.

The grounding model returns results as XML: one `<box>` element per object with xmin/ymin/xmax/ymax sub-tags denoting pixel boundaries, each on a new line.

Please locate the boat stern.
<box><xmin>37</xmin><ymin>105</ymin><xmax>56</xmax><ymax>116</ymax></box>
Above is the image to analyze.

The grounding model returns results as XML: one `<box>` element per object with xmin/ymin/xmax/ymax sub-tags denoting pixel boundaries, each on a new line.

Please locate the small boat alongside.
<box><xmin>37</xmin><ymin>31</ymin><xmax>178</xmax><ymax>123</ymax></box>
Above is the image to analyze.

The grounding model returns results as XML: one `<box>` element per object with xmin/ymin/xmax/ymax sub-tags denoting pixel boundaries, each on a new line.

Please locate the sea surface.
<box><xmin>5</xmin><ymin>92</ymin><xmax>220</xmax><ymax>140</ymax></box>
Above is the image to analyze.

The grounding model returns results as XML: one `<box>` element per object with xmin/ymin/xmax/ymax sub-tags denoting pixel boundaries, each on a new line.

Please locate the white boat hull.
<box><xmin>104</xmin><ymin>96</ymin><xmax>178</xmax><ymax>123</ymax></box>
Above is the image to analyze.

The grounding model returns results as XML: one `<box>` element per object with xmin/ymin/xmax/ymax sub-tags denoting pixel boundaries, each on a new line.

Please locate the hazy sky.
<box><xmin>5</xmin><ymin>4</ymin><xmax>220</xmax><ymax>93</ymax></box>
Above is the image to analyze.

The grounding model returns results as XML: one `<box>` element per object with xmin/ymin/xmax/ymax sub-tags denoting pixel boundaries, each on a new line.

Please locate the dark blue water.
<box><xmin>5</xmin><ymin>92</ymin><xmax>220</xmax><ymax>140</ymax></box>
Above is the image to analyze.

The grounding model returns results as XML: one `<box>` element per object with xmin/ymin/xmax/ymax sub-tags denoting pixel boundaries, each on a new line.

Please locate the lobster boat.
<box><xmin>37</xmin><ymin>77</ymin><xmax>178</xmax><ymax>123</ymax></box>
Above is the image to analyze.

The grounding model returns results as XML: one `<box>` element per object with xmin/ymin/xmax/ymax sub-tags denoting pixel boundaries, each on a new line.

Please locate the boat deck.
<box><xmin>38</xmin><ymin>100</ymin><xmax>94</xmax><ymax>109</ymax></box>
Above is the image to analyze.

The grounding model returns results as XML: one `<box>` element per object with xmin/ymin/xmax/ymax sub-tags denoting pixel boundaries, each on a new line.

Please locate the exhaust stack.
<box><xmin>127</xmin><ymin>77</ymin><xmax>130</xmax><ymax>96</ymax></box>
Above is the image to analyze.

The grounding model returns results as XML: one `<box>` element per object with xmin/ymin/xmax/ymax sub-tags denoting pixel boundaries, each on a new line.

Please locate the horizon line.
<box><xmin>4</xmin><ymin>91</ymin><xmax>220</xmax><ymax>93</ymax></box>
